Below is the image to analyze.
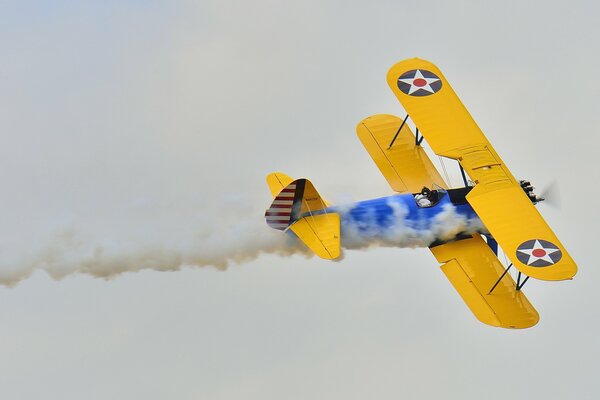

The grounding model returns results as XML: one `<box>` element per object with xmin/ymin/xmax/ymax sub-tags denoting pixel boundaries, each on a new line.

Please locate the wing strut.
<box><xmin>386</xmin><ymin>112</ymin><xmax>424</xmax><ymax>150</ymax></box>
<box><xmin>488</xmin><ymin>263</ymin><xmax>513</xmax><ymax>295</ymax></box>
<box><xmin>488</xmin><ymin>263</ymin><xmax>531</xmax><ymax>294</ymax></box>
<box><xmin>415</xmin><ymin>128</ymin><xmax>424</xmax><ymax>146</ymax></box>
<box><xmin>516</xmin><ymin>272</ymin><xmax>530</xmax><ymax>291</ymax></box>
<box><xmin>458</xmin><ymin>163</ymin><xmax>468</xmax><ymax>187</ymax></box>
<box><xmin>387</xmin><ymin>114</ymin><xmax>409</xmax><ymax>149</ymax></box>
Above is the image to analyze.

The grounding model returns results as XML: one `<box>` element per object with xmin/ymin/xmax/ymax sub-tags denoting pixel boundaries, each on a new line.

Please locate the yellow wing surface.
<box><xmin>356</xmin><ymin>114</ymin><xmax>447</xmax><ymax>193</ymax></box>
<box><xmin>387</xmin><ymin>58</ymin><xmax>576</xmax><ymax>281</ymax></box>
<box><xmin>431</xmin><ymin>235</ymin><xmax>539</xmax><ymax>329</ymax></box>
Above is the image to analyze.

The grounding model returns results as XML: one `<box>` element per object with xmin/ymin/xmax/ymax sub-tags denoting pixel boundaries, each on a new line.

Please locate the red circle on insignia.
<box><xmin>532</xmin><ymin>249</ymin><xmax>546</xmax><ymax>257</ymax></box>
<box><xmin>413</xmin><ymin>78</ymin><xmax>427</xmax><ymax>87</ymax></box>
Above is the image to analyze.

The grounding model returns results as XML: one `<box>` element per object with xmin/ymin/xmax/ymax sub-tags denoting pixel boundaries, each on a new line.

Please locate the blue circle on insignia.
<box><xmin>515</xmin><ymin>239</ymin><xmax>562</xmax><ymax>267</ymax></box>
<box><xmin>397</xmin><ymin>69</ymin><xmax>442</xmax><ymax>97</ymax></box>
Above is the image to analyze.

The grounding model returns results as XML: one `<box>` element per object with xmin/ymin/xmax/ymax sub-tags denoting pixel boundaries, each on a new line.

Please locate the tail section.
<box><xmin>265</xmin><ymin>173</ymin><xmax>340</xmax><ymax>259</ymax></box>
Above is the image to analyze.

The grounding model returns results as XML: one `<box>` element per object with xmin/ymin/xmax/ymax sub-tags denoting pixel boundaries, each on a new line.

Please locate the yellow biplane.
<box><xmin>264</xmin><ymin>58</ymin><xmax>576</xmax><ymax>328</ymax></box>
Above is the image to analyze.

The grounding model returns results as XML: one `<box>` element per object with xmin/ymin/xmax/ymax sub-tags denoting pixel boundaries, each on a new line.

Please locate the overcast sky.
<box><xmin>0</xmin><ymin>1</ymin><xmax>599</xmax><ymax>399</ymax></box>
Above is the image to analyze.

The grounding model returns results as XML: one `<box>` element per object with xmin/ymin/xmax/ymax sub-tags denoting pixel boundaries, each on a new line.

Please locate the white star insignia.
<box><xmin>399</xmin><ymin>70</ymin><xmax>441</xmax><ymax>95</ymax></box>
<box><xmin>517</xmin><ymin>240</ymin><xmax>561</xmax><ymax>266</ymax></box>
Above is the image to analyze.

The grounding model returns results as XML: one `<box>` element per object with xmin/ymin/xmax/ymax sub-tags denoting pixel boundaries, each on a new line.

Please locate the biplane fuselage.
<box><xmin>324</xmin><ymin>189</ymin><xmax>483</xmax><ymax>247</ymax></box>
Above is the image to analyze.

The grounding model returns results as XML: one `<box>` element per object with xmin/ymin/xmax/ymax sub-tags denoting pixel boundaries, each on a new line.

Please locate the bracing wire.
<box><xmin>301</xmin><ymin>182</ymin><xmax>328</xmax><ymax>230</ymax></box>
<box><xmin>301</xmin><ymin>197</ymin><xmax>317</xmax><ymax>230</ymax></box>
<box><xmin>438</xmin><ymin>156</ymin><xmax>452</xmax><ymax>188</ymax></box>
<box><xmin>502</xmin><ymin>249</ymin><xmax>515</xmax><ymax>279</ymax></box>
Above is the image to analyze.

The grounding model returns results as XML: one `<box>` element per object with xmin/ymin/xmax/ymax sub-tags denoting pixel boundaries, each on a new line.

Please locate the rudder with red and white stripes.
<box><xmin>265</xmin><ymin>181</ymin><xmax>298</xmax><ymax>231</ymax></box>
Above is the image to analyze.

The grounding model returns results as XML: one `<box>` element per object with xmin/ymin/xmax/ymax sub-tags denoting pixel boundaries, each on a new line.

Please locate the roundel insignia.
<box><xmin>397</xmin><ymin>69</ymin><xmax>442</xmax><ymax>97</ymax></box>
<box><xmin>516</xmin><ymin>239</ymin><xmax>562</xmax><ymax>267</ymax></box>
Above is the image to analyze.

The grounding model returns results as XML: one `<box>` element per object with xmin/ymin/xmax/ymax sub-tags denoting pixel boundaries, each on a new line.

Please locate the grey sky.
<box><xmin>0</xmin><ymin>0</ymin><xmax>599</xmax><ymax>398</ymax></box>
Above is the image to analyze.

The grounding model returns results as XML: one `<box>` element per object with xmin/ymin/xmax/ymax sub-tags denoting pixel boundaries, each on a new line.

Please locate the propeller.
<box><xmin>539</xmin><ymin>179</ymin><xmax>561</xmax><ymax>209</ymax></box>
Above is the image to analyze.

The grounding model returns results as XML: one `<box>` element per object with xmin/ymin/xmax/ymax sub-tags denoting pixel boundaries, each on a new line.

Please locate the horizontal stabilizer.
<box><xmin>290</xmin><ymin>214</ymin><xmax>340</xmax><ymax>259</ymax></box>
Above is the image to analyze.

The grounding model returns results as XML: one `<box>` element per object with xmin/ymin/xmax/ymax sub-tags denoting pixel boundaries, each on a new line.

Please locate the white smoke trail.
<box><xmin>0</xmin><ymin>195</ymin><xmax>311</xmax><ymax>286</ymax></box>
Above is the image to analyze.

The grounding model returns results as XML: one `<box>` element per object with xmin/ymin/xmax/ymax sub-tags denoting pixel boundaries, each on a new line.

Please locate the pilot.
<box><xmin>415</xmin><ymin>187</ymin><xmax>433</xmax><ymax>207</ymax></box>
<box><xmin>428</xmin><ymin>189</ymin><xmax>438</xmax><ymax>203</ymax></box>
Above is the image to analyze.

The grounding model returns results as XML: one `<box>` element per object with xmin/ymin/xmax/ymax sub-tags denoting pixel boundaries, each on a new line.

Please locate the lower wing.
<box><xmin>430</xmin><ymin>234</ymin><xmax>539</xmax><ymax>329</ymax></box>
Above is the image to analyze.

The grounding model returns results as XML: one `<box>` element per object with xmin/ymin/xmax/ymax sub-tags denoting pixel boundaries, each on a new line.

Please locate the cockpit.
<box><xmin>414</xmin><ymin>186</ymin><xmax>444</xmax><ymax>208</ymax></box>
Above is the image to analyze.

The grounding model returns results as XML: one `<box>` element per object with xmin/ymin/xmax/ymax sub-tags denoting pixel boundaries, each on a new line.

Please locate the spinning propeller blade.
<box><xmin>539</xmin><ymin>179</ymin><xmax>561</xmax><ymax>209</ymax></box>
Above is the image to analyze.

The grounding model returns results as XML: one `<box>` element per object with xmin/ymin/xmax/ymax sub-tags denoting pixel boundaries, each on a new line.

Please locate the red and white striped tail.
<box><xmin>265</xmin><ymin>182</ymin><xmax>297</xmax><ymax>231</ymax></box>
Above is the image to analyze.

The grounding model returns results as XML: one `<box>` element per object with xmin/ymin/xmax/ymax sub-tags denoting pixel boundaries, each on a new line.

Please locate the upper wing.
<box><xmin>386</xmin><ymin>59</ymin><xmax>492</xmax><ymax>159</ymax></box>
<box><xmin>431</xmin><ymin>234</ymin><xmax>539</xmax><ymax>329</ymax></box>
<box><xmin>356</xmin><ymin>114</ymin><xmax>447</xmax><ymax>193</ymax></box>
<box><xmin>387</xmin><ymin>58</ymin><xmax>576</xmax><ymax>281</ymax></box>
